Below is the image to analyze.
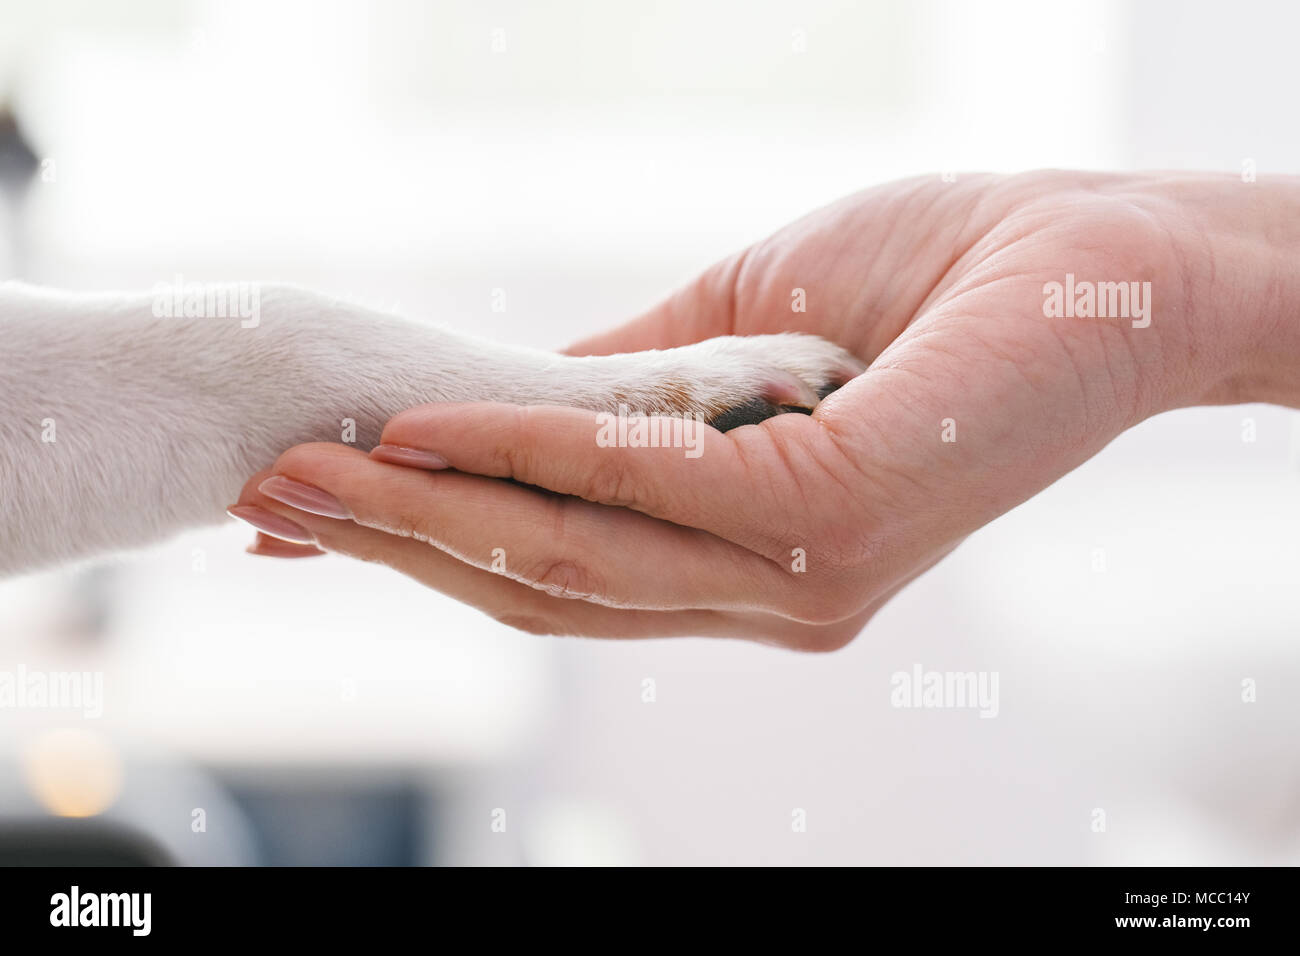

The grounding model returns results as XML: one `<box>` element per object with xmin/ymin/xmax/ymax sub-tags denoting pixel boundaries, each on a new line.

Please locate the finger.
<box><xmin>227</xmin><ymin>467</ymin><xmax>328</xmax><ymax>557</ymax></box>
<box><xmin>246</xmin><ymin>532</ymin><xmax>325</xmax><ymax>558</ymax></box>
<box><xmin>374</xmin><ymin>402</ymin><xmax>836</xmax><ymax>560</ymax></box>
<box><xmin>232</xmin><ymin>449</ymin><xmax>840</xmax><ymax>641</ymax></box>
<box><xmin>234</xmin><ymin>453</ymin><xmax>630</xmax><ymax>627</ymax></box>
<box><xmin>258</xmin><ymin>442</ymin><xmax>811</xmax><ymax>616</ymax></box>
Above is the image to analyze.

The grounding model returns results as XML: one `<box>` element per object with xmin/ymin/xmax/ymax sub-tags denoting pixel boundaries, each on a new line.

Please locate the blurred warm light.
<box><xmin>525</xmin><ymin>799</ymin><xmax>638</xmax><ymax>866</ymax></box>
<box><xmin>21</xmin><ymin>728</ymin><xmax>123</xmax><ymax>818</ymax></box>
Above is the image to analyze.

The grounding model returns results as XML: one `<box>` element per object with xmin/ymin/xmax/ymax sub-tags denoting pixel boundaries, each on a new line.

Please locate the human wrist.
<box><xmin>1175</xmin><ymin>176</ymin><xmax>1300</xmax><ymax>409</ymax></box>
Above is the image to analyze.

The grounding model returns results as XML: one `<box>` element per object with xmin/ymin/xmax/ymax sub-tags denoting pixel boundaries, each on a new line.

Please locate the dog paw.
<box><xmin>611</xmin><ymin>333</ymin><xmax>866</xmax><ymax>431</ymax></box>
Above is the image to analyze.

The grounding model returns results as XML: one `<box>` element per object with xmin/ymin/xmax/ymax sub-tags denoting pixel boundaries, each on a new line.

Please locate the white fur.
<box><xmin>0</xmin><ymin>281</ymin><xmax>857</xmax><ymax>576</ymax></box>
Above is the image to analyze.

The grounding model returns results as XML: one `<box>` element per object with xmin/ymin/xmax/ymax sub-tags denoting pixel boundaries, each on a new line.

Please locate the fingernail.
<box><xmin>258</xmin><ymin>476</ymin><xmax>352</xmax><ymax>519</ymax></box>
<box><xmin>227</xmin><ymin>505</ymin><xmax>315</xmax><ymax>544</ymax></box>
<box><xmin>370</xmin><ymin>444</ymin><xmax>450</xmax><ymax>470</ymax></box>
<box><xmin>246</xmin><ymin>533</ymin><xmax>326</xmax><ymax>558</ymax></box>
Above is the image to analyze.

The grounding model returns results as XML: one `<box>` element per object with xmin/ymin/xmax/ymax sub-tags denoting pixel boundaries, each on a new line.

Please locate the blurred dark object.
<box><xmin>224</xmin><ymin>776</ymin><xmax>424</xmax><ymax>866</ymax></box>
<box><xmin>0</xmin><ymin>101</ymin><xmax>39</xmax><ymax>194</ymax></box>
<box><xmin>0</xmin><ymin>99</ymin><xmax>38</xmax><ymax>280</ymax></box>
<box><xmin>0</xmin><ymin>819</ymin><xmax>173</xmax><ymax>866</ymax></box>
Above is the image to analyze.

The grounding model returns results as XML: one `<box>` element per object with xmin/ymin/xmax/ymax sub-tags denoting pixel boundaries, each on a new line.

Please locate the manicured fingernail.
<box><xmin>370</xmin><ymin>444</ymin><xmax>450</xmax><ymax>470</ymax></box>
<box><xmin>246</xmin><ymin>533</ymin><xmax>326</xmax><ymax>558</ymax></box>
<box><xmin>258</xmin><ymin>476</ymin><xmax>352</xmax><ymax>519</ymax></box>
<box><xmin>226</xmin><ymin>505</ymin><xmax>315</xmax><ymax>544</ymax></box>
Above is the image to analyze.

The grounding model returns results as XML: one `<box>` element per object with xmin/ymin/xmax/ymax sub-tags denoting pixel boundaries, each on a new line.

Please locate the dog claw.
<box><xmin>761</xmin><ymin>371</ymin><xmax>820</xmax><ymax>410</ymax></box>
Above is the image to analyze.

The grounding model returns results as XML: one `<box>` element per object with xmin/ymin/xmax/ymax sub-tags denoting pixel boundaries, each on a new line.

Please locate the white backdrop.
<box><xmin>1</xmin><ymin>0</ymin><xmax>1296</xmax><ymax>864</ymax></box>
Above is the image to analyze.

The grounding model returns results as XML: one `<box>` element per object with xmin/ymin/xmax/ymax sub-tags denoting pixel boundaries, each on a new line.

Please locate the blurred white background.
<box><xmin>0</xmin><ymin>0</ymin><xmax>1297</xmax><ymax>865</ymax></box>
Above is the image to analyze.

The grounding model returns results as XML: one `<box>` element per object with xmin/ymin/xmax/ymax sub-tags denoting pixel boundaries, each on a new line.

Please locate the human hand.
<box><xmin>230</xmin><ymin>171</ymin><xmax>1300</xmax><ymax>649</ymax></box>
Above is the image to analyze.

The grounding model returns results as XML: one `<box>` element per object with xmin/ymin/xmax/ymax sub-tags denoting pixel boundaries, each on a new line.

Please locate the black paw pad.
<box><xmin>709</xmin><ymin>400</ymin><xmax>814</xmax><ymax>433</ymax></box>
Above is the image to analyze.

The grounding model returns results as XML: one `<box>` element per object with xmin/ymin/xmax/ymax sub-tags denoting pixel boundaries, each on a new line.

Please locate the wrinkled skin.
<box><xmin>231</xmin><ymin>171</ymin><xmax>1300</xmax><ymax>650</ymax></box>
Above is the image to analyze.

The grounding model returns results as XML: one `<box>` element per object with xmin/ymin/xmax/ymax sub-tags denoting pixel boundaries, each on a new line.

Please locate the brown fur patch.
<box><xmin>658</xmin><ymin>379</ymin><xmax>698</xmax><ymax>412</ymax></box>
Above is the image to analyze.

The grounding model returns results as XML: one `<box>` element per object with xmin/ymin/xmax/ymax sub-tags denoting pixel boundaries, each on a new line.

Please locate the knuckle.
<box><xmin>362</xmin><ymin>499</ymin><xmax>438</xmax><ymax>545</ymax></box>
<box><xmin>584</xmin><ymin>452</ymin><xmax>639</xmax><ymax>508</ymax></box>
<box><xmin>505</xmin><ymin>406</ymin><xmax>549</xmax><ymax>480</ymax></box>
<box><xmin>524</xmin><ymin>557</ymin><xmax>602</xmax><ymax>601</ymax></box>
<box><xmin>495</xmin><ymin>498</ymin><xmax>606</xmax><ymax>601</ymax></box>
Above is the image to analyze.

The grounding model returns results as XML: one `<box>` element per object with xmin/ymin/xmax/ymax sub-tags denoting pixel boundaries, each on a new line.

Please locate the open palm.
<box><xmin>235</xmin><ymin>171</ymin><xmax>1287</xmax><ymax>649</ymax></box>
